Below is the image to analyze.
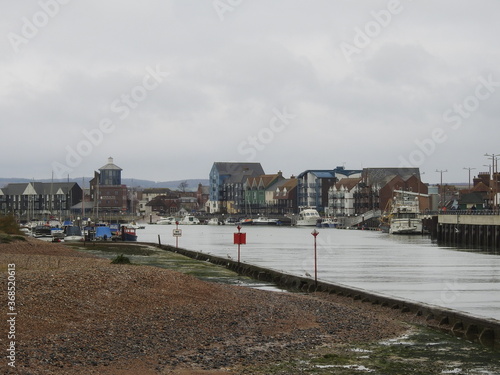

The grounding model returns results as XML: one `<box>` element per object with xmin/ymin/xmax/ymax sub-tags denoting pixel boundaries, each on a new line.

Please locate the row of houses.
<box><xmin>3</xmin><ymin>158</ymin><xmax>498</xmax><ymax>221</ymax></box>
<box><xmin>0</xmin><ymin>182</ymin><xmax>83</xmax><ymax>219</ymax></box>
<box><xmin>207</xmin><ymin>162</ymin><xmax>429</xmax><ymax>216</ymax></box>
<box><xmin>208</xmin><ymin>161</ymin><xmax>500</xmax><ymax>216</ymax></box>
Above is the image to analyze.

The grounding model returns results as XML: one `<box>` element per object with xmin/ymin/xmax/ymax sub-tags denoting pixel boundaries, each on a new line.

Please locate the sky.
<box><xmin>1</xmin><ymin>1</ymin><xmax>499</xmax><ymax>184</ymax></box>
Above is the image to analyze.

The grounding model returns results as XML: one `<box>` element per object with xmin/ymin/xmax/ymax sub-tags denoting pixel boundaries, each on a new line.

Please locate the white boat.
<box><xmin>51</xmin><ymin>227</ymin><xmax>65</xmax><ymax>242</ymax></box>
<box><xmin>296</xmin><ymin>208</ymin><xmax>321</xmax><ymax>226</ymax></box>
<box><xmin>321</xmin><ymin>217</ymin><xmax>338</xmax><ymax>228</ymax></box>
<box><xmin>64</xmin><ymin>226</ymin><xmax>84</xmax><ymax>242</ymax></box>
<box><xmin>156</xmin><ymin>217</ymin><xmax>177</xmax><ymax>225</ymax></box>
<box><xmin>253</xmin><ymin>217</ymin><xmax>280</xmax><ymax>225</ymax></box>
<box><xmin>389</xmin><ymin>190</ymin><xmax>426</xmax><ymax>234</ymax></box>
<box><xmin>224</xmin><ymin>217</ymin><xmax>239</xmax><ymax>225</ymax></box>
<box><xmin>207</xmin><ymin>217</ymin><xmax>220</xmax><ymax>225</ymax></box>
<box><xmin>127</xmin><ymin>221</ymin><xmax>145</xmax><ymax>229</ymax></box>
<box><xmin>180</xmin><ymin>215</ymin><xmax>201</xmax><ymax>225</ymax></box>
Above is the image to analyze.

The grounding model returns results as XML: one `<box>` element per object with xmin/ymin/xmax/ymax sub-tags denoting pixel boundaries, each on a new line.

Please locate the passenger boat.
<box><xmin>296</xmin><ymin>208</ymin><xmax>321</xmax><ymax>226</ymax></box>
<box><xmin>389</xmin><ymin>190</ymin><xmax>425</xmax><ymax>234</ymax></box>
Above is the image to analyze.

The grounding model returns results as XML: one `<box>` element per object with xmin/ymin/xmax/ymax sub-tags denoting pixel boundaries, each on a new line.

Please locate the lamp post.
<box><xmin>485</xmin><ymin>154</ymin><xmax>499</xmax><ymax>208</ymax></box>
<box><xmin>463</xmin><ymin>167</ymin><xmax>476</xmax><ymax>190</ymax></box>
<box><xmin>435</xmin><ymin>169</ymin><xmax>448</xmax><ymax>209</ymax></box>
<box><xmin>311</xmin><ymin>229</ymin><xmax>319</xmax><ymax>285</ymax></box>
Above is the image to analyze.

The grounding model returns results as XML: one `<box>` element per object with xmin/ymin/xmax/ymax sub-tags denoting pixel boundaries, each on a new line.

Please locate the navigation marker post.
<box><xmin>173</xmin><ymin>221</ymin><xmax>182</xmax><ymax>248</ymax></box>
<box><xmin>233</xmin><ymin>225</ymin><xmax>246</xmax><ymax>263</ymax></box>
<box><xmin>311</xmin><ymin>229</ymin><xmax>319</xmax><ymax>286</ymax></box>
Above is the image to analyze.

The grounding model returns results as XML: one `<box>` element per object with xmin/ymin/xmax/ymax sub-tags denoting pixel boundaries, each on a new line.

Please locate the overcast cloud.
<box><xmin>1</xmin><ymin>0</ymin><xmax>499</xmax><ymax>184</ymax></box>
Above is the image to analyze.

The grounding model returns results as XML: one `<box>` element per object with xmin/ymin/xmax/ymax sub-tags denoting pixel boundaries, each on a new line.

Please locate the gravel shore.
<box><xmin>1</xmin><ymin>238</ymin><xmax>416</xmax><ymax>374</ymax></box>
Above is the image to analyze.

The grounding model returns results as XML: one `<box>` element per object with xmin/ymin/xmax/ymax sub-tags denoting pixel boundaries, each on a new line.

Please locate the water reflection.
<box><xmin>138</xmin><ymin>224</ymin><xmax>500</xmax><ymax>320</ymax></box>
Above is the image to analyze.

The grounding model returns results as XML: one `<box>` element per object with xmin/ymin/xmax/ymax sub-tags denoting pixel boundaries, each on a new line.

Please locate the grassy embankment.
<box><xmin>0</xmin><ymin>214</ymin><xmax>26</xmax><ymax>243</ymax></box>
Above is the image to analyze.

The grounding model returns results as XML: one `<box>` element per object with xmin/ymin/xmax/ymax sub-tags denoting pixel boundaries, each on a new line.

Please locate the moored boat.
<box><xmin>51</xmin><ymin>227</ymin><xmax>65</xmax><ymax>242</ymax></box>
<box><xmin>389</xmin><ymin>190</ymin><xmax>427</xmax><ymax>234</ymax></box>
<box><xmin>94</xmin><ymin>226</ymin><xmax>113</xmax><ymax>241</ymax></box>
<box><xmin>253</xmin><ymin>217</ymin><xmax>280</xmax><ymax>225</ymax></box>
<box><xmin>121</xmin><ymin>226</ymin><xmax>138</xmax><ymax>241</ymax></box>
<box><xmin>321</xmin><ymin>217</ymin><xmax>338</xmax><ymax>228</ymax></box>
<box><xmin>296</xmin><ymin>208</ymin><xmax>321</xmax><ymax>226</ymax></box>
<box><xmin>64</xmin><ymin>226</ymin><xmax>84</xmax><ymax>242</ymax></box>
<box><xmin>238</xmin><ymin>218</ymin><xmax>254</xmax><ymax>225</ymax></box>
<box><xmin>180</xmin><ymin>215</ymin><xmax>201</xmax><ymax>225</ymax></box>
<box><xmin>224</xmin><ymin>217</ymin><xmax>239</xmax><ymax>225</ymax></box>
<box><xmin>207</xmin><ymin>217</ymin><xmax>220</xmax><ymax>225</ymax></box>
<box><xmin>127</xmin><ymin>221</ymin><xmax>145</xmax><ymax>229</ymax></box>
<box><xmin>156</xmin><ymin>217</ymin><xmax>177</xmax><ymax>225</ymax></box>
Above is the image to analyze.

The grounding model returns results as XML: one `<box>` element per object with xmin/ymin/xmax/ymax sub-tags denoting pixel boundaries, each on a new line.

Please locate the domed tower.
<box><xmin>99</xmin><ymin>157</ymin><xmax>122</xmax><ymax>186</ymax></box>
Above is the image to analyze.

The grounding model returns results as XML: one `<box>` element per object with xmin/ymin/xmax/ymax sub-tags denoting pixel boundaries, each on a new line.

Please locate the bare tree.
<box><xmin>178</xmin><ymin>180</ymin><xmax>189</xmax><ymax>193</ymax></box>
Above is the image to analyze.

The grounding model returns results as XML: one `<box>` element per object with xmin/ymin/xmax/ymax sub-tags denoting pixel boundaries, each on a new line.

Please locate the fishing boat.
<box><xmin>120</xmin><ymin>226</ymin><xmax>138</xmax><ymax>241</ymax></box>
<box><xmin>388</xmin><ymin>190</ymin><xmax>427</xmax><ymax>235</ymax></box>
<box><xmin>296</xmin><ymin>208</ymin><xmax>321</xmax><ymax>226</ymax></box>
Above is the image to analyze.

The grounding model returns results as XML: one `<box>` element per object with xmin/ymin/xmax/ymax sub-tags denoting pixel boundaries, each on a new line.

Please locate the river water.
<box><xmin>136</xmin><ymin>224</ymin><xmax>500</xmax><ymax>322</ymax></box>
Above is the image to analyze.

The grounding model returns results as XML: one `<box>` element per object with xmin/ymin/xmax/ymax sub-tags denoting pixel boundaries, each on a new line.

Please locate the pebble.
<box><xmin>0</xmin><ymin>238</ymin><xmax>412</xmax><ymax>374</ymax></box>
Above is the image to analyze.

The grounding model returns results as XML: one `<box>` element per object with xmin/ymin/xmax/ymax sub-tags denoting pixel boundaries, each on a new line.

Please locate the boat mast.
<box><xmin>81</xmin><ymin>177</ymin><xmax>85</xmax><ymax>222</ymax></box>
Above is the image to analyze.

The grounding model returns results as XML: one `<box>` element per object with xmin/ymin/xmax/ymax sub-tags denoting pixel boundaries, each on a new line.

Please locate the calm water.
<box><xmin>137</xmin><ymin>224</ymin><xmax>500</xmax><ymax>321</ymax></box>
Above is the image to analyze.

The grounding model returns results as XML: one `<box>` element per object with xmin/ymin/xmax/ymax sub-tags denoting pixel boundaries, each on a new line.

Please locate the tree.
<box><xmin>178</xmin><ymin>181</ymin><xmax>189</xmax><ymax>193</ymax></box>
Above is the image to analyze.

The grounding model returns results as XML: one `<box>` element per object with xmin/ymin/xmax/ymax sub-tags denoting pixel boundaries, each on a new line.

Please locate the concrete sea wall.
<box><xmin>157</xmin><ymin>243</ymin><xmax>500</xmax><ymax>350</ymax></box>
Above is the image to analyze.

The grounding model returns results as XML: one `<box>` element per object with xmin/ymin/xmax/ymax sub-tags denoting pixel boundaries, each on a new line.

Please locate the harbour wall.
<box><xmin>423</xmin><ymin>214</ymin><xmax>500</xmax><ymax>249</ymax></box>
<box><xmin>156</xmin><ymin>243</ymin><xmax>500</xmax><ymax>350</ymax></box>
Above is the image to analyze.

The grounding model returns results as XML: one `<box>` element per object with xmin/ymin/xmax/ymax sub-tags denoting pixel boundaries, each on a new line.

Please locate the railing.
<box><xmin>427</xmin><ymin>210</ymin><xmax>500</xmax><ymax>216</ymax></box>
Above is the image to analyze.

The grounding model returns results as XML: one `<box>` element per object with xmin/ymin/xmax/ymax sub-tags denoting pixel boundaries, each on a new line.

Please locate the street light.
<box><xmin>463</xmin><ymin>167</ymin><xmax>476</xmax><ymax>190</ymax></box>
<box><xmin>435</xmin><ymin>169</ymin><xmax>448</xmax><ymax>208</ymax></box>
<box><xmin>485</xmin><ymin>153</ymin><xmax>499</xmax><ymax>207</ymax></box>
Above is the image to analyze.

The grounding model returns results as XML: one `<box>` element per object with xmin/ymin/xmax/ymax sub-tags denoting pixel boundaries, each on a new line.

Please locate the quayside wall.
<box><xmin>422</xmin><ymin>213</ymin><xmax>500</xmax><ymax>249</ymax></box>
<box><xmin>154</xmin><ymin>243</ymin><xmax>500</xmax><ymax>350</ymax></box>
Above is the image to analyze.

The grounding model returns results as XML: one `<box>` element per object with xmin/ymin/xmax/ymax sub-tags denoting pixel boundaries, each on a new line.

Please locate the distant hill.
<box><xmin>0</xmin><ymin>178</ymin><xmax>209</xmax><ymax>191</ymax></box>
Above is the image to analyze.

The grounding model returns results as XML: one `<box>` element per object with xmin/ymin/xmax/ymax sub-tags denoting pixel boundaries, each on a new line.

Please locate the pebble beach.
<box><xmin>0</xmin><ymin>238</ymin><xmax>419</xmax><ymax>374</ymax></box>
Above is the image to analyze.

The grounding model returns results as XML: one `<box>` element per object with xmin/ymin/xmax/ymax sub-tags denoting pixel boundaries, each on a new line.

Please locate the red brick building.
<box><xmin>89</xmin><ymin>157</ymin><xmax>128</xmax><ymax>214</ymax></box>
